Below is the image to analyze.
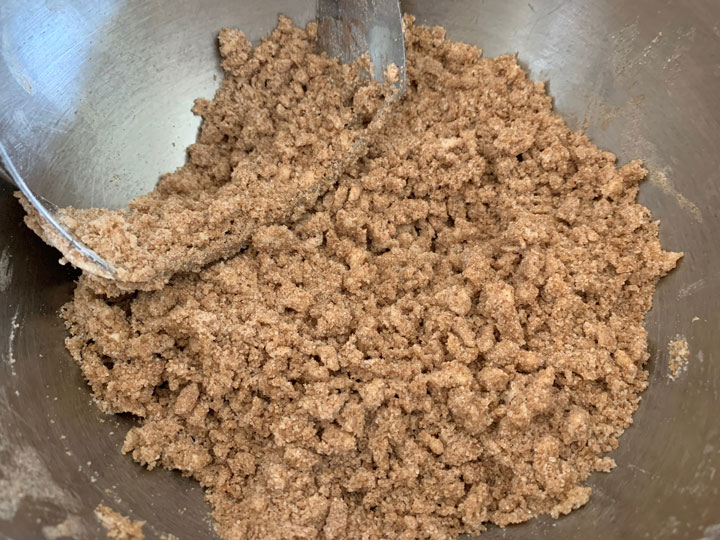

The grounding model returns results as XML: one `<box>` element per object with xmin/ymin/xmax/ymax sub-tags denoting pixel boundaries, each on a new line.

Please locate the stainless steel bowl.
<box><xmin>1</xmin><ymin>1</ymin><xmax>719</xmax><ymax>539</ymax></box>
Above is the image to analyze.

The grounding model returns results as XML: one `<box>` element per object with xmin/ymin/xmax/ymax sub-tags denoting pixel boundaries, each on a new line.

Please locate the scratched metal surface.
<box><xmin>1</xmin><ymin>0</ymin><xmax>719</xmax><ymax>538</ymax></box>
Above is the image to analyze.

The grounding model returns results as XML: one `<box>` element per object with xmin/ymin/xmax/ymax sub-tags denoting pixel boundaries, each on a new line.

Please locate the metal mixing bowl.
<box><xmin>1</xmin><ymin>1</ymin><xmax>719</xmax><ymax>538</ymax></box>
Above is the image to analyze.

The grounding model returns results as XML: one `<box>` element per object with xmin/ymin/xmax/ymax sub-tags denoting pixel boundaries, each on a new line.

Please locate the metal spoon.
<box><xmin>317</xmin><ymin>0</ymin><xmax>406</xmax><ymax>97</ymax></box>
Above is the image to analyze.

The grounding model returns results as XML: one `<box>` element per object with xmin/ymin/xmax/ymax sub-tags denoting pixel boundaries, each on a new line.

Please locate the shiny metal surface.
<box><xmin>317</xmin><ymin>0</ymin><xmax>407</xmax><ymax>93</ymax></box>
<box><xmin>1</xmin><ymin>1</ymin><xmax>719</xmax><ymax>539</ymax></box>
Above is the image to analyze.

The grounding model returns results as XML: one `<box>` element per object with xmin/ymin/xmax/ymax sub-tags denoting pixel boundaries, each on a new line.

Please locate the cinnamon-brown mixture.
<box><xmin>19</xmin><ymin>17</ymin><xmax>388</xmax><ymax>295</ymax></box>
<box><xmin>53</xmin><ymin>15</ymin><xmax>682</xmax><ymax>540</ymax></box>
<box><xmin>668</xmin><ymin>336</ymin><xmax>690</xmax><ymax>380</ymax></box>
<box><xmin>95</xmin><ymin>505</ymin><xmax>145</xmax><ymax>540</ymax></box>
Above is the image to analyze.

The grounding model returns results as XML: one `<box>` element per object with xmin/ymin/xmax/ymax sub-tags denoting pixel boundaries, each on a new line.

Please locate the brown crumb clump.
<box><xmin>95</xmin><ymin>505</ymin><xmax>145</xmax><ymax>540</ymax></box>
<box><xmin>58</xmin><ymin>15</ymin><xmax>681</xmax><ymax>540</ymax></box>
<box><xmin>668</xmin><ymin>336</ymin><xmax>690</xmax><ymax>380</ymax></box>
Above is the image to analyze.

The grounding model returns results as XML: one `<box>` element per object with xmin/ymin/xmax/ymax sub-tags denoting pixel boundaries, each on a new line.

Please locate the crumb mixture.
<box><xmin>95</xmin><ymin>505</ymin><xmax>145</xmax><ymax>540</ymax></box>
<box><xmin>19</xmin><ymin>18</ymin><xmax>388</xmax><ymax>295</ymax></box>
<box><xmin>44</xmin><ymin>15</ymin><xmax>682</xmax><ymax>540</ymax></box>
<box><xmin>668</xmin><ymin>336</ymin><xmax>690</xmax><ymax>380</ymax></box>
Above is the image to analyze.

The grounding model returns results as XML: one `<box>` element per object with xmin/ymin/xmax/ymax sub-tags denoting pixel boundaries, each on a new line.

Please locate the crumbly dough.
<box><xmin>668</xmin><ymin>336</ymin><xmax>690</xmax><ymax>380</ymax></box>
<box><xmin>19</xmin><ymin>17</ymin><xmax>387</xmax><ymax>296</ymax></box>
<box><xmin>95</xmin><ymin>505</ymin><xmax>145</xmax><ymax>540</ymax></box>
<box><xmin>56</xmin><ymin>15</ymin><xmax>682</xmax><ymax>540</ymax></box>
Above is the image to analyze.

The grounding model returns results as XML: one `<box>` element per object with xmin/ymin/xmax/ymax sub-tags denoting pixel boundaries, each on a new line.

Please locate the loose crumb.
<box><xmin>95</xmin><ymin>505</ymin><xmax>145</xmax><ymax>540</ymax></box>
<box><xmin>31</xmin><ymin>14</ymin><xmax>681</xmax><ymax>540</ymax></box>
<box><xmin>668</xmin><ymin>336</ymin><xmax>690</xmax><ymax>380</ymax></box>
